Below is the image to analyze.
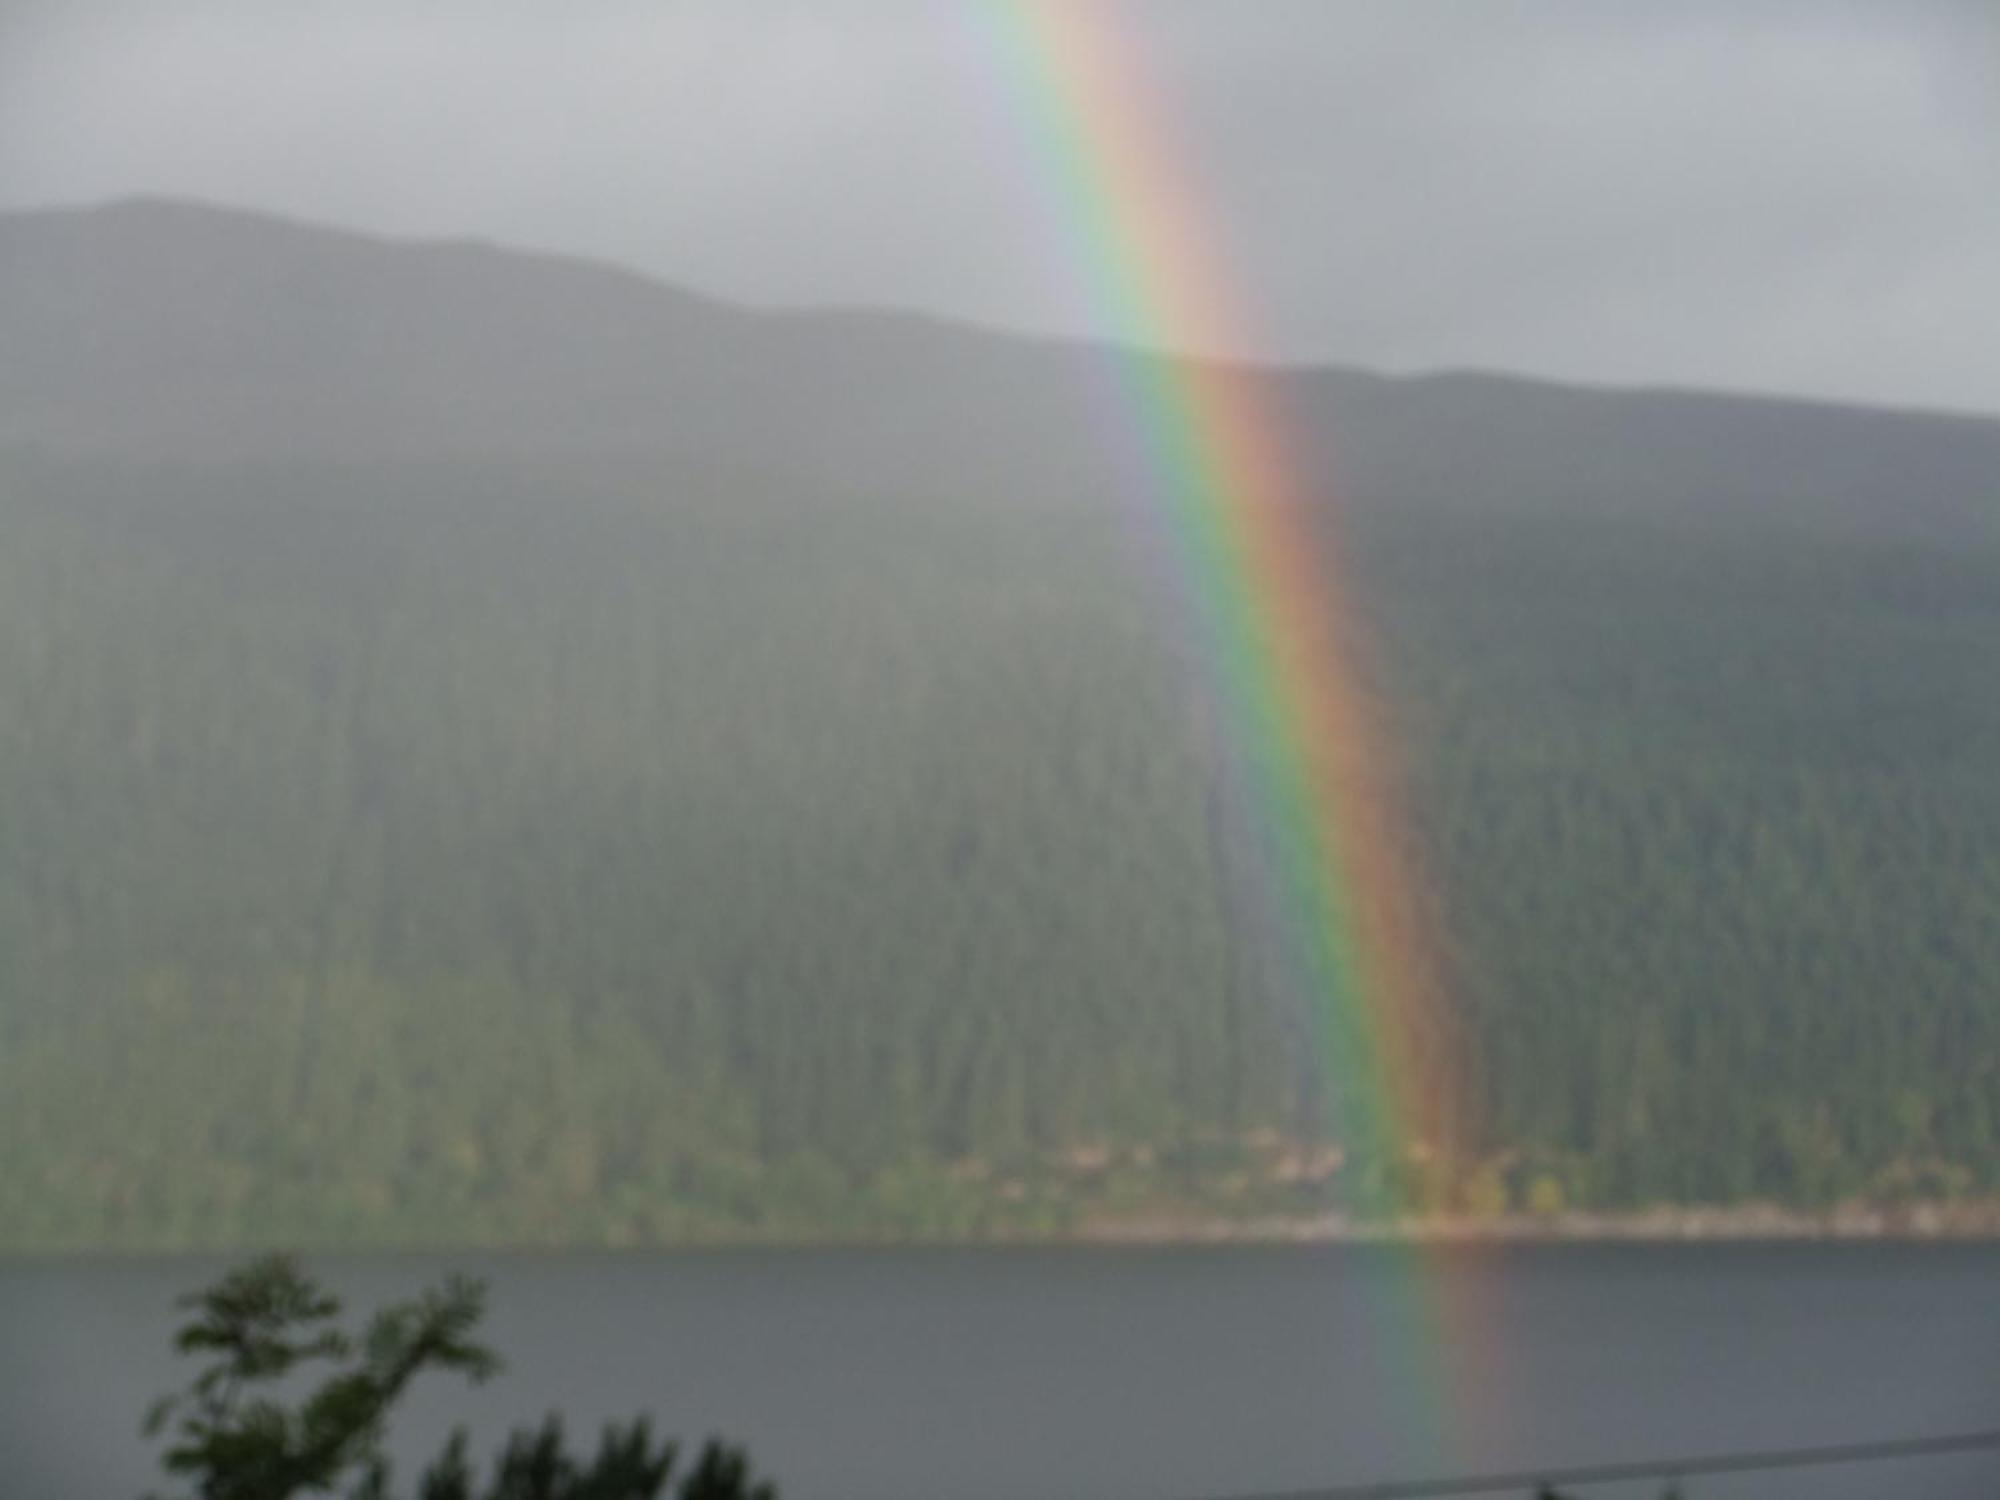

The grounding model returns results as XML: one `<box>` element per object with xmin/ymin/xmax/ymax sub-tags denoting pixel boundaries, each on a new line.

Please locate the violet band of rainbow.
<box><xmin>967</xmin><ymin>1</ymin><xmax>1482</xmax><ymax>1462</ymax></box>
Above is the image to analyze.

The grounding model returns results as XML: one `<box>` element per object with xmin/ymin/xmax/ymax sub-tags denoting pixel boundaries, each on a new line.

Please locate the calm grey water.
<box><xmin>3</xmin><ymin>1244</ymin><xmax>1995</xmax><ymax>1500</ymax></box>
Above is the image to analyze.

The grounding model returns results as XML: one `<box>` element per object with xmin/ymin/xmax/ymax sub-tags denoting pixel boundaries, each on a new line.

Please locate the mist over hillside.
<box><xmin>2</xmin><ymin>201</ymin><xmax>1996</xmax><ymax>1247</ymax></box>
<box><xmin>8</xmin><ymin>199</ymin><xmax>1999</xmax><ymax>532</ymax></box>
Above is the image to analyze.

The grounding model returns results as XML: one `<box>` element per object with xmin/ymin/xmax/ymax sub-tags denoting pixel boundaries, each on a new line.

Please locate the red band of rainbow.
<box><xmin>967</xmin><ymin>1</ymin><xmax>1480</xmax><ymax>1459</ymax></box>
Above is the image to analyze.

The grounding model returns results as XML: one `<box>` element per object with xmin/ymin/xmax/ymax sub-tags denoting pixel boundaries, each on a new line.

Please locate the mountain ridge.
<box><xmin>16</xmin><ymin>195</ymin><xmax>2000</xmax><ymax>425</ymax></box>
<box><xmin>0</xmin><ymin>200</ymin><xmax>1992</xmax><ymax>456</ymax></box>
<box><xmin>1</xmin><ymin>195</ymin><xmax>1996</xmax><ymax>1248</ymax></box>
<box><xmin>8</xmin><ymin>198</ymin><xmax>2000</xmax><ymax>563</ymax></box>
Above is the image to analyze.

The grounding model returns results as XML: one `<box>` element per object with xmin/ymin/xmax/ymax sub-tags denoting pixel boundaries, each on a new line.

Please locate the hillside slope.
<box><xmin>1</xmin><ymin>202</ymin><xmax>1996</xmax><ymax>1247</ymax></box>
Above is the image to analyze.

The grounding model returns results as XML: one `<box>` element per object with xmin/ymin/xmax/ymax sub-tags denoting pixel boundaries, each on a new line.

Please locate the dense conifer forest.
<box><xmin>1</xmin><ymin>444</ymin><xmax>1994</xmax><ymax>1248</ymax></box>
<box><xmin>2</xmin><ymin>203</ymin><xmax>1996</xmax><ymax>1248</ymax></box>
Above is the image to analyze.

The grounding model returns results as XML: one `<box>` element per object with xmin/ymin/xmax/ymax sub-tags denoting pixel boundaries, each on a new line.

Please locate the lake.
<box><xmin>3</xmin><ymin>1243</ymin><xmax>1995</xmax><ymax>1499</ymax></box>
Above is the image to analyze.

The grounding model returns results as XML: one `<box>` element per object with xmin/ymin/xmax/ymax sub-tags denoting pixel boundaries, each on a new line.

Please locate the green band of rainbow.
<box><xmin>969</xmin><ymin>0</ymin><xmax>1477</xmax><ymax>1459</ymax></box>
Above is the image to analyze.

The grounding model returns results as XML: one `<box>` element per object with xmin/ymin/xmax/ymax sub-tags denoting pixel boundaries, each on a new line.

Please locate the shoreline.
<box><xmin>8</xmin><ymin>1202</ymin><xmax>2000</xmax><ymax>1259</ymax></box>
<box><xmin>1072</xmin><ymin>1200</ymin><xmax>2000</xmax><ymax>1245</ymax></box>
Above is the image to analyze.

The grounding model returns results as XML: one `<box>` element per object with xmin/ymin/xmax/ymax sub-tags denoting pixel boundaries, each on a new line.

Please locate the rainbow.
<box><xmin>967</xmin><ymin>0</ymin><xmax>1476</xmax><ymax>1459</ymax></box>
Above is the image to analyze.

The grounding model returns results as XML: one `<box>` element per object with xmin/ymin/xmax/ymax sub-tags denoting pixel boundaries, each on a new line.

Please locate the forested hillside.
<box><xmin>1</xmin><ymin>203</ymin><xmax>1996</xmax><ymax>1247</ymax></box>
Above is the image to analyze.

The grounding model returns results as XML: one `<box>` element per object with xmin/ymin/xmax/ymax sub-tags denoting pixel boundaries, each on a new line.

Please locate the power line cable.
<box><xmin>1184</xmin><ymin>1426</ymin><xmax>2000</xmax><ymax>1500</ymax></box>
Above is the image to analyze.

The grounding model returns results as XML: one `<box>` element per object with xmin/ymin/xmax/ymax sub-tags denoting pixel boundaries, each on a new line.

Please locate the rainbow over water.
<box><xmin>968</xmin><ymin>0</ymin><xmax>1477</xmax><ymax>1458</ymax></box>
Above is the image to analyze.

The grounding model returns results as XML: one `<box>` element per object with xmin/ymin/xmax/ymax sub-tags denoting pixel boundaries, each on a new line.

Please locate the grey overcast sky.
<box><xmin>4</xmin><ymin>2</ymin><xmax>1997</xmax><ymax>413</ymax></box>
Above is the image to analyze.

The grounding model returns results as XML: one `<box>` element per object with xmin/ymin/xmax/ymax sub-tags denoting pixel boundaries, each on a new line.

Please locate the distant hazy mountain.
<box><xmin>5</xmin><ymin>199</ymin><xmax>1997</xmax><ymax>538</ymax></box>
<box><xmin>2</xmin><ymin>199</ymin><xmax>1996</xmax><ymax>1249</ymax></box>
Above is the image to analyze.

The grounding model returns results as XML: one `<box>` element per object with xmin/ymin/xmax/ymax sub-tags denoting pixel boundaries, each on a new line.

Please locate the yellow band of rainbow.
<box><xmin>968</xmin><ymin>1</ymin><xmax>1480</xmax><ymax>1460</ymax></box>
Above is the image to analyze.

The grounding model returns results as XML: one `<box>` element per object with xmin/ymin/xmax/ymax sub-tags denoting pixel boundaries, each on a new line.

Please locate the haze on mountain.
<box><xmin>1</xmin><ymin>200</ymin><xmax>1996</xmax><ymax>1247</ymax></box>
<box><xmin>6</xmin><ymin>199</ymin><xmax>1999</xmax><ymax>535</ymax></box>
<box><xmin>10</xmin><ymin>2</ymin><xmax>1999</xmax><ymax>417</ymax></box>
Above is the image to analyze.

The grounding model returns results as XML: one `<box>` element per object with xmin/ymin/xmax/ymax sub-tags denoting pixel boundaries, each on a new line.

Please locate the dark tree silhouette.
<box><xmin>144</xmin><ymin>1255</ymin><xmax>774</xmax><ymax>1500</ymax></box>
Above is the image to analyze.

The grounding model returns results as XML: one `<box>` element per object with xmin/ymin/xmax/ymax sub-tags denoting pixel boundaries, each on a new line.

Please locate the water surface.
<box><xmin>4</xmin><ymin>1243</ymin><xmax>1994</xmax><ymax>1499</ymax></box>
